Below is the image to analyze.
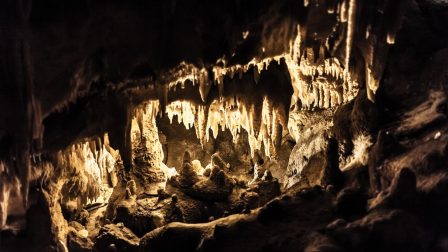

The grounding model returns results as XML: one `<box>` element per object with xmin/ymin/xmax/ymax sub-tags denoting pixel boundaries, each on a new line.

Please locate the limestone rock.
<box><xmin>94</xmin><ymin>223</ymin><xmax>140</xmax><ymax>252</ymax></box>
<box><xmin>239</xmin><ymin>191</ymin><xmax>260</xmax><ymax>209</ymax></box>
<box><xmin>188</xmin><ymin>168</ymin><xmax>234</xmax><ymax>201</ymax></box>
<box><xmin>249</xmin><ymin>179</ymin><xmax>281</xmax><ymax>206</ymax></box>
<box><xmin>203</xmin><ymin>167</ymin><xmax>212</xmax><ymax>177</ymax></box>
<box><xmin>177</xmin><ymin>162</ymin><xmax>199</xmax><ymax>188</ymax></box>
<box><xmin>334</xmin><ymin>187</ymin><xmax>367</xmax><ymax>218</ymax></box>
<box><xmin>285</xmin><ymin>133</ymin><xmax>343</xmax><ymax>190</ymax></box>
<box><xmin>369</xmin><ymin>168</ymin><xmax>417</xmax><ymax>210</ymax></box>
<box><xmin>211</xmin><ymin>153</ymin><xmax>230</xmax><ymax>172</ymax></box>
<box><xmin>67</xmin><ymin>226</ymin><xmax>93</xmax><ymax>252</ymax></box>
<box><xmin>330</xmin><ymin>210</ymin><xmax>429</xmax><ymax>252</ymax></box>
<box><xmin>304</xmin><ymin>232</ymin><xmax>343</xmax><ymax>252</ymax></box>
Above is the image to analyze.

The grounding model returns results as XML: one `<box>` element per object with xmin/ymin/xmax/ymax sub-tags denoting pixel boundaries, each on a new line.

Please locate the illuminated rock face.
<box><xmin>285</xmin><ymin>133</ymin><xmax>338</xmax><ymax>189</ymax></box>
<box><xmin>164</xmin><ymin>96</ymin><xmax>286</xmax><ymax>158</ymax></box>
<box><xmin>0</xmin><ymin>0</ymin><xmax>403</xmax><ymax>206</ymax></box>
<box><xmin>1</xmin><ymin>0</ymin><xmax>448</xmax><ymax>251</ymax></box>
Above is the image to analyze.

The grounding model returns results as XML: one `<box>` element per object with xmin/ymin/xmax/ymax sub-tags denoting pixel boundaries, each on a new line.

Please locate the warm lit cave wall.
<box><xmin>157</xmin><ymin>115</ymin><xmax>294</xmax><ymax>183</ymax></box>
<box><xmin>1</xmin><ymin>0</ymin><xmax>448</xmax><ymax>251</ymax></box>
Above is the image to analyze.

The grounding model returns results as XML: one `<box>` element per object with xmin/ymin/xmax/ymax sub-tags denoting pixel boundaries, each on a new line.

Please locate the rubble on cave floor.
<box><xmin>112</xmin><ymin>152</ymin><xmax>279</xmax><ymax>230</ymax></box>
<box><xmin>138</xmin><ymin>164</ymin><xmax>448</xmax><ymax>252</ymax></box>
<box><xmin>61</xmin><ymin>135</ymin><xmax>283</xmax><ymax>252</ymax></box>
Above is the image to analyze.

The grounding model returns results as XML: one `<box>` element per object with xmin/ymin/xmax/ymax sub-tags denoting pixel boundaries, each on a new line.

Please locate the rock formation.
<box><xmin>1</xmin><ymin>0</ymin><xmax>448</xmax><ymax>251</ymax></box>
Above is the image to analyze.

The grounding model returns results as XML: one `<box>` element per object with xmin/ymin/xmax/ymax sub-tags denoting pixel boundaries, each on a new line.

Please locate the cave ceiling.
<box><xmin>1</xmin><ymin>0</ymin><xmax>406</xmax><ymax>149</ymax></box>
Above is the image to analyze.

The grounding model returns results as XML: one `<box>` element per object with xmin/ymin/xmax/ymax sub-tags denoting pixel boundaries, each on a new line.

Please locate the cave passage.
<box><xmin>1</xmin><ymin>0</ymin><xmax>448</xmax><ymax>251</ymax></box>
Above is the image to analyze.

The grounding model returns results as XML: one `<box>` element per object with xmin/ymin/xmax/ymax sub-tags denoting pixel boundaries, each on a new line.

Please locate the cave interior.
<box><xmin>1</xmin><ymin>0</ymin><xmax>448</xmax><ymax>251</ymax></box>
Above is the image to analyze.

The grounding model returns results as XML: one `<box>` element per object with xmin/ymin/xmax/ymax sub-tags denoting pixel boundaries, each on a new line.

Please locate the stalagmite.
<box><xmin>0</xmin><ymin>183</ymin><xmax>10</xmax><ymax>229</ymax></box>
<box><xmin>0</xmin><ymin>162</ymin><xmax>20</xmax><ymax>230</ymax></box>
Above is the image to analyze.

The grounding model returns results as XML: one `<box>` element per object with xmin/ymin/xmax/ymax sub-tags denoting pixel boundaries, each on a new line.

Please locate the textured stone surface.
<box><xmin>285</xmin><ymin>133</ymin><xmax>343</xmax><ymax>189</ymax></box>
<box><xmin>1</xmin><ymin>0</ymin><xmax>448</xmax><ymax>251</ymax></box>
<box><xmin>94</xmin><ymin>223</ymin><xmax>139</xmax><ymax>252</ymax></box>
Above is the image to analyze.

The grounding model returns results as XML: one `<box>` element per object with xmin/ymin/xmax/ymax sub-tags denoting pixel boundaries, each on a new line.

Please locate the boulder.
<box><xmin>140</xmin><ymin>223</ymin><xmax>206</xmax><ymax>252</ymax></box>
<box><xmin>334</xmin><ymin>187</ymin><xmax>367</xmax><ymax>218</ymax></box>
<box><xmin>114</xmin><ymin>200</ymin><xmax>151</xmax><ymax>237</ymax></box>
<box><xmin>304</xmin><ymin>232</ymin><xmax>343</xmax><ymax>252</ymax></box>
<box><xmin>369</xmin><ymin>168</ymin><xmax>417</xmax><ymax>210</ymax></box>
<box><xmin>249</xmin><ymin>179</ymin><xmax>281</xmax><ymax>206</ymax></box>
<box><xmin>67</xmin><ymin>225</ymin><xmax>94</xmax><ymax>252</ymax></box>
<box><xmin>94</xmin><ymin>223</ymin><xmax>140</xmax><ymax>252</ymax></box>
<box><xmin>330</xmin><ymin>210</ymin><xmax>430</xmax><ymax>252</ymax></box>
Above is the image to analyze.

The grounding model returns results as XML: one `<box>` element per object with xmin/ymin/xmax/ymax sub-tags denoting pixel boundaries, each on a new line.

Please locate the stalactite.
<box><xmin>366</xmin><ymin>64</ymin><xmax>380</xmax><ymax>101</ymax></box>
<box><xmin>163</xmin><ymin>94</ymin><xmax>287</xmax><ymax>158</ymax></box>
<box><xmin>304</xmin><ymin>0</ymin><xmax>309</xmax><ymax>7</ymax></box>
<box><xmin>151</xmin><ymin>0</ymin><xmax>409</xmax><ymax>142</ymax></box>
<box><xmin>132</xmin><ymin>100</ymin><xmax>161</xmax><ymax>149</ymax></box>
<box><xmin>345</xmin><ymin>0</ymin><xmax>357</xmax><ymax>71</ymax></box>
<box><xmin>386</xmin><ymin>32</ymin><xmax>396</xmax><ymax>45</ymax></box>
<box><xmin>286</xmin><ymin>55</ymin><xmax>358</xmax><ymax>109</ymax></box>
<box><xmin>199</xmin><ymin>69</ymin><xmax>211</xmax><ymax>103</ymax></box>
<box><xmin>52</xmin><ymin>133</ymin><xmax>119</xmax><ymax>206</ymax></box>
<box><xmin>285</xmin><ymin>25</ymin><xmax>359</xmax><ymax>110</ymax></box>
<box><xmin>340</xmin><ymin>0</ymin><xmax>348</xmax><ymax>23</ymax></box>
